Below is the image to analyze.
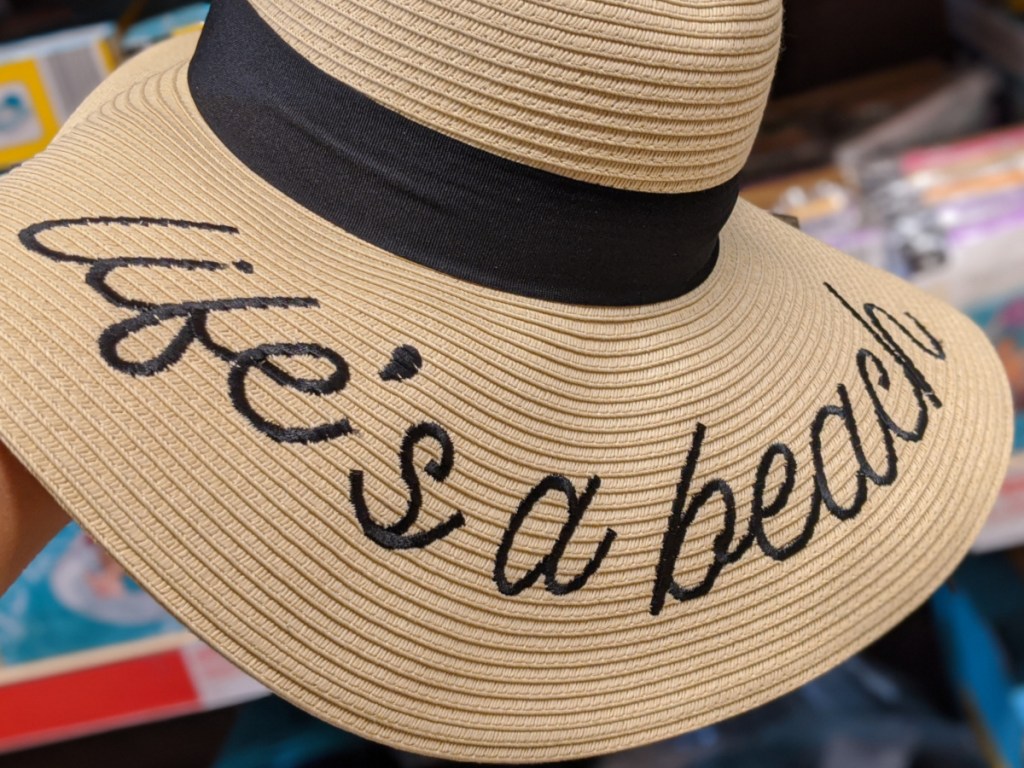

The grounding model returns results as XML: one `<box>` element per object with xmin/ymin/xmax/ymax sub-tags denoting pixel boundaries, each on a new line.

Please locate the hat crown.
<box><xmin>248</xmin><ymin>0</ymin><xmax>783</xmax><ymax>193</ymax></box>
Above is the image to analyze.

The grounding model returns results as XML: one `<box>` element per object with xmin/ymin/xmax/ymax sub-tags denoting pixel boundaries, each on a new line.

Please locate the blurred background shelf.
<box><xmin>946</xmin><ymin>0</ymin><xmax>1024</xmax><ymax>82</ymax></box>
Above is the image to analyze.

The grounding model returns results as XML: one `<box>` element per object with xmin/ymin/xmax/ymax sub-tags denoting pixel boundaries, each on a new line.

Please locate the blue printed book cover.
<box><xmin>0</xmin><ymin>523</ymin><xmax>184</xmax><ymax>670</ymax></box>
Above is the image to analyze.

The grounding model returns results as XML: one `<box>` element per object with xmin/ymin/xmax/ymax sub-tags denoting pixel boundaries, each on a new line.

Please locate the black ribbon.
<box><xmin>187</xmin><ymin>0</ymin><xmax>740</xmax><ymax>306</ymax></box>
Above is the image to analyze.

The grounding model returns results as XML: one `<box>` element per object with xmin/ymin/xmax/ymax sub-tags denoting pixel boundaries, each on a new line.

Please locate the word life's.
<box><xmin>22</xmin><ymin>217</ymin><xmax>947</xmax><ymax>616</ymax></box>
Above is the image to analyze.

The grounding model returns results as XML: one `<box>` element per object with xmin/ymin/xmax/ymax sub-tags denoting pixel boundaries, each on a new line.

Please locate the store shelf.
<box><xmin>0</xmin><ymin>634</ymin><xmax>266</xmax><ymax>754</ymax></box>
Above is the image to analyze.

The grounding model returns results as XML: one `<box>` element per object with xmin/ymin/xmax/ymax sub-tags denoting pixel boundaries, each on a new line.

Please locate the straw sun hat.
<box><xmin>0</xmin><ymin>0</ymin><xmax>1014</xmax><ymax>762</ymax></box>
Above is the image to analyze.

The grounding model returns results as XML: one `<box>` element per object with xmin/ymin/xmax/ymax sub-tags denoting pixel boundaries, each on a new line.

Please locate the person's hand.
<box><xmin>0</xmin><ymin>441</ymin><xmax>70</xmax><ymax>595</ymax></box>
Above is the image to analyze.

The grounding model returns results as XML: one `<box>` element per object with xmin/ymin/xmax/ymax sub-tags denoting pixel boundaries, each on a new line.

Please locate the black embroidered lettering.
<box><xmin>748</xmin><ymin>443</ymin><xmax>816</xmax><ymax>561</ymax></box>
<box><xmin>229</xmin><ymin>342</ymin><xmax>352</xmax><ymax>443</ymax></box>
<box><xmin>98</xmin><ymin>303</ymin><xmax>198</xmax><ymax>377</ymax></box>
<box><xmin>20</xmin><ymin>217</ymin><xmax>362</xmax><ymax>444</ymax></box>
<box><xmin>825</xmin><ymin>283</ymin><xmax>944</xmax><ymax>413</ymax></box>
<box><xmin>98</xmin><ymin>297</ymin><xmax>317</xmax><ymax>377</ymax></box>
<box><xmin>493</xmin><ymin>475</ymin><xmax>615</xmax><ymax>597</ymax></box>
<box><xmin>838</xmin><ymin>378</ymin><xmax>897</xmax><ymax>486</ymax></box>
<box><xmin>865</xmin><ymin>304</ymin><xmax>945</xmax><ymax>360</ymax></box>
<box><xmin>86</xmin><ymin>255</ymin><xmax>227</xmax><ymax>309</ymax></box>
<box><xmin>19</xmin><ymin>220</ymin><xmax>961</xmax><ymax>607</ymax></box>
<box><xmin>865</xmin><ymin>303</ymin><xmax>944</xmax><ymax>410</ymax></box>
<box><xmin>651</xmin><ymin>424</ymin><xmax>737</xmax><ymax>615</ymax></box>
<box><xmin>380</xmin><ymin>344</ymin><xmax>423</xmax><ymax>382</ymax></box>
<box><xmin>349</xmin><ymin>422</ymin><xmax>466</xmax><ymax>550</ymax></box>
<box><xmin>810</xmin><ymin>399</ymin><xmax>868</xmax><ymax>521</ymax></box>
<box><xmin>857</xmin><ymin>348</ymin><xmax>927</xmax><ymax>443</ymax></box>
<box><xmin>19</xmin><ymin>217</ymin><xmax>238</xmax><ymax>265</ymax></box>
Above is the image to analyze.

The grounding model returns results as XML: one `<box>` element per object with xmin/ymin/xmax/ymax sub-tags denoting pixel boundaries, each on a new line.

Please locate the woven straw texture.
<box><xmin>0</xmin><ymin>20</ymin><xmax>1013</xmax><ymax>766</ymax></box>
<box><xmin>244</xmin><ymin>0</ymin><xmax>782</xmax><ymax>192</ymax></box>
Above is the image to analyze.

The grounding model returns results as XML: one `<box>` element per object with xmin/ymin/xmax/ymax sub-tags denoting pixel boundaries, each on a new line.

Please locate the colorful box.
<box><xmin>0</xmin><ymin>22</ymin><xmax>118</xmax><ymax>170</ymax></box>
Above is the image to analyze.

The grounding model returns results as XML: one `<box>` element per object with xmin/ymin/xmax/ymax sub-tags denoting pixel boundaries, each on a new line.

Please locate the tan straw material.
<box><xmin>246</xmin><ymin>0</ymin><xmax>782</xmax><ymax>191</ymax></box>
<box><xmin>0</xmin><ymin>1</ymin><xmax>1014</xmax><ymax>762</ymax></box>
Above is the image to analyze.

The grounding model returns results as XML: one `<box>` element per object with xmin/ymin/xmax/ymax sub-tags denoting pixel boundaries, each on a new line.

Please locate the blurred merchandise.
<box><xmin>0</xmin><ymin>20</ymin><xmax>117</xmax><ymax>170</ymax></box>
<box><xmin>0</xmin><ymin>524</ymin><xmax>266</xmax><ymax>753</ymax></box>
<box><xmin>0</xmin><ymin>0</ymin><xmax>213</xmax><ymax>173</ymax></box>
<box><xmin>836</xmin><ymin>68</ymin><xmax>1001</xmax><ymax>191</ymax></box>
<box><xmin>946</xmin><ymin>0</ymin><xmax>1024</xmax><ymax>82</ymax></box>
<box><xmin>594</xmin><ymin>658</ymin><xmax>984</xmax><ymax>768</ymax></box>
<box><xmin>382</xmin><ymin>656</ymin><xmax>983</xmax><ymax>768</ymax></box>
<box><xmin>748</xmin><ymin>107</ymin><xmax>1024</xmax><ymax>554</ymax></box>
<box><xmin>771</xmin><ymin>0</ymin><xmax>950</xmax><ymax>97</ymax></box>
<box><xmin>869</xmin><ymin>128</ymin><xmax>1024</xmax><ymax>551</ymax></box>
<box><xmin>0</xmin><ymin>1</ymin><xmax>196</xmax><ymax>44</ymax></box>
<box><xmin>120</xmin><ymin>3</ymin><xmax>207</xmax><ymax>55</ymax></box>
<box><xmin>760</xmin><ymin>172</ymin><xmax>890</xmax><ymax>269</ymax></box>
<box><xmin>747</xmin><ymin>60</ymin><xmax>962</xmax><ymax>183</ymax></box>
<box><xmin>0</xmin><ymin>525</ymin><xmax>182</xmax><ymax>664</ymax></box>
<box><xmin>932</xmin><ymin>549</ymin><xmax>1024</xmax><ymax>768</ymax></box>
<box><xmin>211</xmin><ymin>696</ymin><xmax>377</xmax><ymax>768</ymax></box>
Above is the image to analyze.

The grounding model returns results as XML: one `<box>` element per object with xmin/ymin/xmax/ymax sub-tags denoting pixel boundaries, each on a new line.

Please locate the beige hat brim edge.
<box><xmin>0</xmin><ymin>34</ymin><xmax>1014</xmax><ymax>763</ymax></box>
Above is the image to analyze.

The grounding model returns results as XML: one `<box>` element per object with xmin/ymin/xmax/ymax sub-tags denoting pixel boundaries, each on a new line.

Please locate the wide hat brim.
<box><xmin>0</xmin><ymin>34</ymin><xmax>1014</xmax><ymax>763</ymax></box>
